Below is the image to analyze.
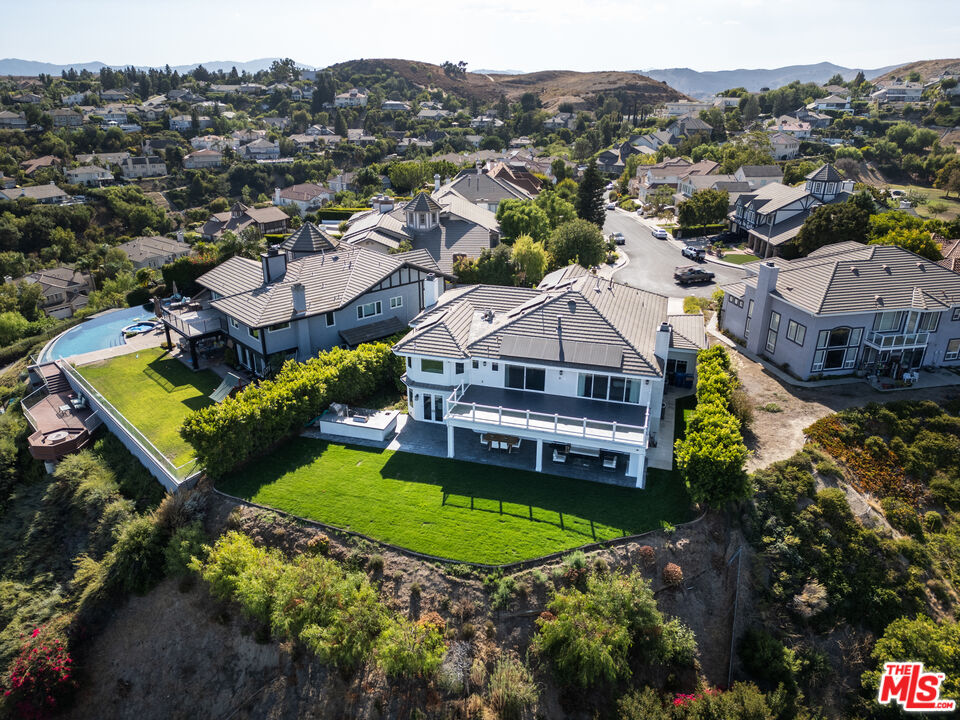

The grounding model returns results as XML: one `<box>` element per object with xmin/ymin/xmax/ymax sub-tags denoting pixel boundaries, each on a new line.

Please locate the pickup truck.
<box><xmin>674</xmin><ymin>266</ymin><xmax>716</xmax><ymax>285</ymax></box>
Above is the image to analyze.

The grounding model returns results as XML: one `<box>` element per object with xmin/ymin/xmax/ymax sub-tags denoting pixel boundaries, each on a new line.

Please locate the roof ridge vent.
<box><xmin>850</xmin><ymin>266</ymin><xmax>858</xmax><ymax>274</ymax></box>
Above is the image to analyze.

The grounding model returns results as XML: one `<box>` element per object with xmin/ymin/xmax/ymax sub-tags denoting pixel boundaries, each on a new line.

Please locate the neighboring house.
<box><xmin>169</xmin><ymin>114</ymin><xmax>212</xmax><ymax>132</ymax></box>
<box><xmin>470</xmin><ymin>115</ymin><xmax>504</xmax><ymax>129</ymax></box>
<box><xmin>64</xmin><ymin>165</ymin><xmax>113</xmax><ymax>186</ymax></box>
<box><xmin>0</xmin><ymin>183</ymin><xmax>70</xmax><ymax>204</ymax></box>
<box><xmin>811</xmin><ymin>95</ymin><xmax>852</xmax><ymax>112</ymax></box>
<box><xmin>595</xmin><ymin>141</ymin><xmax>643</xmax><ymax>176</ymax></box>
<box><xmin>20</xmin><ymin>156</ymin><xmax>60</xmax><ymax>176</ymax></box>
<box><xmin>165</xmin><ymin>244</ymin><xmax>448</xmax><ymax>373</ymax></box>
<box><xmin>190</xmin><ymin>134</ymin><xmax>238</xmax><ymax>151</ymax></box>
<box><xmin>328</xmin><ymin>173</ymin><xmax>356</xmax><ymax>193</ymax></box>
<box><xmin>116</xmin><ymin>233</ymin><xmax>192</xmax><ymax>269</ymax></box>
<box><xmin>340</xmin><ymin>190</ymin><xmax>500</xmax><ymax>273</ymax></box>
<box><xmin>822</xmin><ymin>85</ymin><xmax>851</xmax><ymax>98</ymax></box>
<box><xmin>417</xmin><ymin>108</ymin><xmax>453</xmax><ymax>120</ymax></box>
<box><xmin>392</xmin><ymin>266</ymin><xmax>707</xmax><ymax>488</ymax></box>
<box><xmin>100</xmin><ymin>89</ymin><xmax>130</xmax><ymax>101</ymax></box>
<box><xmin>232</xmin><ymin>128</ymin><xmax>267</xmax><ymax>143</ymax></box>
<box><xmin>677</xmin><ymin>174</ymin><xmax>749</xmax><ymax>199</ymax></box>
<box><xmin>728</xmin><ymin>164</ymin><xmax>854</xmax><ymax>258</ymax></box>
<box><xmin>794</xmin><ymin>107</ymin><xmax>832</xmax><ymax>129</ymax></box>
<box><xmin>200</xmin><ymin>202</ymin><xmax>290</xmax><ymax>240</ymax></box>
<box><xmin>871</xmin><ymin>81</ymin><xmax>924</xmax><ymax>104</ymax></box>
<box><xmin>183</xmin><ymin>149</ymin><xmax>224</xmax><ymax>169</ymax></box>
<box><xmin>334</xmin><ymin>89</ymin><xmax>368</xmax><ymax>107</ymax></box>
<box><xmin>769</xmin><ymin>132</ymin><xmax>800</xmax><ymax>160</ymax></box>
<box><xmin>544</xmin><ymin>112</ymin><xmax>575</xmax><ymax>130</ymax></box>
<box><xmin>937</xmin><ymin>237</ymin><xmax>960</xmax><ymax>273</ymax></box>
<box><xmin>306</xmin><ymin>124</ymin><xmax>336</xmax><ymax>136</ymax></box>
<box><xmin>734</xmin><ymin>165</ymin><xmax>784</xmax><ymax>189</ymax></box>
<box><xmin>262</xmin><ymin>116</ymin><xmax>290</xmax><ymax>130</ymax></box>
<box><xmin>487</xmin><ymin>160</ymin><xmax>542</xmax><ymax>195</ymax></box>
<box><xmin>61</xmin><ymin>91</ymin><xmax>89</xmax><ymax>105</ymax></box>
<box><xmin>719</xmin><ymin>243</ymin><xmax>960</xmax><ymax>381</ymax></box>
<box><xmin>13</xmin><ymin>92</ymin><xmax>43</xmax><ymax>104</ymax></box>
<box><xmin>119</xmin><ymin>156</ymin><xmax>167</xmax><ymax>178</ymax></box>
<box><xmin>776</xmin><ymin>115</ymin><xmax>812</xmax><ymax>139</ymax></box>
<box><xmin>635</xmin><ymin>158</ymin><xmax>718</xmax><ymax>201</ymax></box>
<box><xmin>667</xmin><ymin>116</ymin><xmax>712</xmax><ymax>140</ymax></box>
<box><xmin>381</xmin><ymin>100</ymin><xmax>410</xmax><ymax>111</ymax></box>
<box><xmin>50</xmin><ymin>108</ymin><xmax>83</xmax><ymax>127</ymax></box>
<box><xmin>76</xmin><ymin>151</ymin><xmax>130</xmax><ymax>166</ymax></box>
<box><xmin>0</xmin><ymin>110</ymin><xmax>27</xmax><ymax>130</ymax></box>
<box><xmin>273</xmin><ymin>183</ymin><xmax>335</xmax><ymax>214</ymax></box>
<box><xmin>241</xmin><ymin>139</ymin><xmax>280</xmax><ymax>160</ymax></box>
<box><xmin>435</xmin><ymin>164</ymin><xmax>534</xmax><ymax>212</ymax></box>
<box><xmin>278</xmin><ymin>222</ymin><xmax>340</xmax><ymax>259</ymax></box>
<box><xmin>663</xmin><ymin>100</ymin><xmax>713</xmax><ymax>117</ymax></box>
<box><xmin>16</xmin><ymin>267</ymin><xmax>92</xmax><ymax>318</ymax></box>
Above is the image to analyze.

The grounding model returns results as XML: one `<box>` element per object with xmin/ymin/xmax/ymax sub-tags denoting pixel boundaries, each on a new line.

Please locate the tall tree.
<box><xmin>576</xmin><ymin>160</ymin><xmax>605</xmax><ymax>228</ymax></box>
<box><xmin>548</xmin><ymin>219</ymin><xmax>606</xmax><ymax>268</ymax></box>
<box><xmin>511</xmin><ymin>234</ymin><xmax>549</xmax><ymax>286</ymax></box>
<box><xmin>794</xmin><ymin>202</ymin><xmax>870</xmax><ymax>256</ymax></box>
<box><xmin>495</xmin><ymin>200</ymin><xmax>550</xmax><ymax>242</ymax></box>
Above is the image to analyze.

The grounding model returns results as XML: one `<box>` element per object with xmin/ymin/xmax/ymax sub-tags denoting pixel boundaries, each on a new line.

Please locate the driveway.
<box><xmin>603</xmin><ymin>209</ymin><xmax>747</xmax><ymax>298</ymax></box>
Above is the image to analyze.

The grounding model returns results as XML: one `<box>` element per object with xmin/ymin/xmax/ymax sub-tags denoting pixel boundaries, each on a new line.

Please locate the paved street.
<box><xmin>602</xmin><ymin>209</ymin><xmax>748</xmax><ymax>298</ymax></box>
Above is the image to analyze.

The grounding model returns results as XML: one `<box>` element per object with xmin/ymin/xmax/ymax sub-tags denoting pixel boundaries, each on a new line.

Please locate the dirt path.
<box><xmin>732</xmin><ymin>353</ymin><xmax>960</xmax><ymax>471</ymax></box>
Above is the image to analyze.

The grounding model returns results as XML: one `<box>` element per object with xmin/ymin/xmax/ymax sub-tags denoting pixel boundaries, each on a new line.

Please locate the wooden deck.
<box><xmin>23</xmin><ymin>387</ymin><xmax>98</xmax><ymax>461</ymax></box>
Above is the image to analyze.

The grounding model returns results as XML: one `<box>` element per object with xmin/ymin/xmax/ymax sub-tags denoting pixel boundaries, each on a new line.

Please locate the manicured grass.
<box><xmin>77</xmin><ymin>348</ymin><xmax>221</xmax><ymax>470</ymax></box>
<box><xmin>218</xmin><ymin>440</ymin><xmax>694</xmax><ymax>564</ymax></box>
<box><xmin>884</xmin><ymin>184</ymin><xmax>960</xmax><ymax>221</ymax></box>
<box><xmin>720</xmin><ymin>253</ymin><xmax>759</xmax><ymax>265</ymax></box>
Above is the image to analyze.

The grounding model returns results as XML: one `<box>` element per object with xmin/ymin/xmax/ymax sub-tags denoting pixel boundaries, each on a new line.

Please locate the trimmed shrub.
<box><xmin>375</xmin><ymin>616</ymin><xmax>446</xmax><ymax>679</ymax></box>
<box><xmin>663</xmin><ymin>563</ymin><xmax>683</xmax><ymax>586</ymax></box>
<box><xmin>181</xmin><ymin>341</ymin><xmax>402</xmax><ymax>475</ymax></box>
<box><xmin>105</xmin><ymin>514</ymin><xmax>167</xmax><ymax>595</ymax></box>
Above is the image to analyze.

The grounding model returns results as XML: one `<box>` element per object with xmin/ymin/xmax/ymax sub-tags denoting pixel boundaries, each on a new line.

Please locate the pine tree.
<box><xmin>576</xmin><ymin>160</ymin><xmax>605</xmax><ymax>227</ymax></box>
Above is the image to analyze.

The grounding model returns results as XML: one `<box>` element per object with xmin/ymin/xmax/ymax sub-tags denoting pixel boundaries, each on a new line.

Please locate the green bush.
<box><xmin>374</xmin><ymin>616</ymin><xmax>446</xmax><ymax>679</ymax></box>
<box><xmin>879</xmin><ymin>497</ymin><xmax>924</xmax><ymax>537</ymax></box>
<box><xmin>105</xmin><ymin>514</ymin><xmax>168</xmax><ymax>595</ymax></box>
<box><xmin>164</xmin><ymin>522</ymin><xmax>207</xmax><ymax>576</ymax></box>
<box><xmin>739</xmin><ymin>628</ymin><xmax>799</xmax><ymax>691</ymax></box>
<box><xmin>533</xmin><ymin>570</ymin><xmax>681</xmax><ymax>687</ymax></box>
<box><xmin>487</xmin><ymin>655</ymin><xmax>539</xmax><ymax>719</ymax></box>
<box><xmin>181</xmin><ymin>341</ymin><xmax>402</xmax><ymax>475</ymax></box>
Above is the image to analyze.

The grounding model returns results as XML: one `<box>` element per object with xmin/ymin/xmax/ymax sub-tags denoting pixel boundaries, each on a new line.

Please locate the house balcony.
<box><xmin>864</xmin><ymin>331</ymin><xmax>929</xmax><ymax>351</ymax></box>
<box><xmin>161</xmin><ymin>305</ymin><xmax>226</xmax><ymax>338</ymax></box>
<box><xmin>444</xmin><ymin>384</ymin><xmax>648</xmax><ymax>448</ymax></box>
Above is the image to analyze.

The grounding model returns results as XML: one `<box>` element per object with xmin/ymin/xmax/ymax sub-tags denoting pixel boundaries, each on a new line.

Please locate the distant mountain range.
<box><xmin>0</xmin><ymin>58</ymin><xmax>315</xmax><ymax>76</ymax></box>
<box><xmin>639</xmin><ymin>61</ymin><xmax>905</xmax><ymax>98</ymax></box>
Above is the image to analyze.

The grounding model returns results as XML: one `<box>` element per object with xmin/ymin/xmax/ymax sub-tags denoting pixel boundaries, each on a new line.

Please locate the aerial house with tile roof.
<box><xmin>392</xmin><ymin>266</ymin><xmax>707</xmax><ymax>488</ymax></box>
<box><xmin>160</xmin><ymin>239</ymin><xmax>451</xmax><ymax>374</ymax></box>
<box><xmin>719</xmin><ymin>243</ymin><xmax>960</xmax><ymax>381</ymax></box>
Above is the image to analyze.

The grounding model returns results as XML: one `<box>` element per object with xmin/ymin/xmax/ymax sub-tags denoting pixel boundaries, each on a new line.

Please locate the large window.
<box><xmin>953</xmin><ymin>308</ymin><xmax>960</xmax><ymax>322</ymax></box>
<box><xmin>505</xmin><ymin>364</ymin><xmax>545</xmax><ymax>391</ymax></box>
<box><xmin>390</xmin><ymin>296</ymin><xmax>402</xmax><ymax>309</ymax></box>
<box><xmin>578</xmin><ymin>373</ymin><xmax>642</xmax><ymax>403</ymax></box>
<box><xmin>744</xmin><ymin>299</ymin><xmax>755</xmax><ymax>338</ymax></box>
<box><xmin>786</xmin><ymin>319</ymin><xmax>806</xmax><ymax>346</ymax></box>
<box><xmin>946</xmin><ymin>339</ymin><xmax>960</xmax><ymax>361</ymax></box>
<box><xmin>813</xmin><ymin>327</ymin><xmax>862</xmax><ymax>372</ymax></box>
<box><xmin>267</xmin><ymin>322</ymin><xmax>290</xmax><ymax>333</ymax></box>
<box><xmin>357</xmin><ymin>301</ymin><xmax>382</xmax><ymax>320</ymax></box>
<box><xmin>248</xmin><ymin>327</ymin><xmax>260</xmax><ymax>340</ymax></box>
<box><xmin>765</xmin><ymin>311</ymin><xmax>780</xmax><ymax>354</ymax></box>
<box><xmin>421</xmin><ymin>359</ymin><xmax>443</xmax><ymax>374</ymax></box>
<box><xmin>873</xmin><ymin>311</ymin><xmax>903</xmax><ymax>332</ymax></box>
<box><xmin>325</xmin><ymin>312</ymin><xmax>335</xmax><ymax>327</ymax></box>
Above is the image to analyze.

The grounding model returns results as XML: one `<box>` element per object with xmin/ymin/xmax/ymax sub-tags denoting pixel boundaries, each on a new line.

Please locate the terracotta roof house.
<box><xmin>720</xmin><ymin>243</ymin><xmax>960</xmax><ymax>381</ymax></box>
<box><xmin>200</xmin><ymin>202</ymin><xmax>290</xmax><ymax>240</ymax></box>
<box><xmin>272</xmin><ymin>183</ymin><xmax>335</xmax><ymax>214</ymax></box>
<box><xmin>393</xmin><ymin>269</ymin><xmax>707</xmax><ymax>487</ymax></box>
<box><xmin>20</xmin><ymin>155</ymin><xmax>60</xmax><ymax>176</ymax></box>
<box><xmin>340</xmin><ymin>191</ymin><xmax>500</xmax><ymax>274</ymax></box>
<box><xmin>938</xmin><ymin>237</ymin><xmax>960</xmax><ymax>273</ymax></box>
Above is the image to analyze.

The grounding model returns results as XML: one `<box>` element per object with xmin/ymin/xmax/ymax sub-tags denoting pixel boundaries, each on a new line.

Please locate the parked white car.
<box><xmin>652</xmin><ymin>227</ymin><xmax>669</xmax><ymax>240</ymax></box>
<box><xmin>605</xmin><ymin>202</ymin><xmax>617</xmax><ymax>210</ymax></box>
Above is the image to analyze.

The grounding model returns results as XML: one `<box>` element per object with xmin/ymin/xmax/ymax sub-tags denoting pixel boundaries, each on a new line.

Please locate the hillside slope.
<box><xmin>872</xmin><ymin>58</ymin><xmax>960</xmax><ymax>83</ymax></box>
<box><xmin>331</xmin><ymin>58</ymin><xmax>688</xmax><ymax>110</ymax></box>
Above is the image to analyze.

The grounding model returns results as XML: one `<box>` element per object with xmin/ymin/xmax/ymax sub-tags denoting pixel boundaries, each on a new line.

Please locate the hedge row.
<box><xmin>311</xmin><ymin>208</ymin><xmax>371</xmax><ymax>220</ymax></box>
<box><xmin>675</xmin><ymin>223</ymin><xmax>727</xmax><ymax>239</ymax></box>
<box><xmin>674</xmin><ymin>346</ymin><xmax>749</xmax><ymax>508</ymax></box>
<box><xmin>180</xmin><ymin>342</ymin><xmax>401</xmax><ymax>476</ymax></box>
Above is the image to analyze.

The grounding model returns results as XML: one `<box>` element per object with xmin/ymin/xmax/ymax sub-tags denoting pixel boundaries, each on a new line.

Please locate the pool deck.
<box><xmin>68</xmin><ymin>326</ymin><xmax>165</xmax><ymax>367</ymax></box>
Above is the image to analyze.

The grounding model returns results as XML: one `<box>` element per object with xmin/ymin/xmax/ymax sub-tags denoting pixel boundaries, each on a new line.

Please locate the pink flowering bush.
<box><xmin>3</xmin><ymin>626</ymin><xmax>76</xmax><ymax>719</ymax></box>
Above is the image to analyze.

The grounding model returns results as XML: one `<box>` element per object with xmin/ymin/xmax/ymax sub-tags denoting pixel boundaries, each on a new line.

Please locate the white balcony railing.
<box><xmin>161</xmin><ymin>307</ymin><xmax>226</xmax><ymax>337</ymax></box>
<box><xmin>865</xmin><ymin>331</ymin><xmax>930</xmax><ymax>350</ymax></box>
<box><xmin>444</xmin><ymin>384</ymin><xmax>648</xmax><ymax>447</ymax></box>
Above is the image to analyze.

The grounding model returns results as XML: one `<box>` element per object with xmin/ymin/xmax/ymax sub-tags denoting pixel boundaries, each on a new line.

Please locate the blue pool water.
<box><xmin>40</xmin><ymin>307</ymin><xmax>157</xmax><ymax>361</ymax></box>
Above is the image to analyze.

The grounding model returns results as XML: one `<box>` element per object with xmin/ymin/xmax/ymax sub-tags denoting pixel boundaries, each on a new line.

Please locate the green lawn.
<box><xmin>720</xmin><ymin>253</ymin><xmax>759</xmax><ymax>265</ymax></box>
<box><xmin>218</xmin><ymin>440</ymin><xmax>694</xmax><ymax>564</ymax></box>
<box><xmin>77</xmin><ymin>348</ymin><xmax>221</xmax><ymax>471</ymax></box>
<box><xmin>884</xmin><ymin>184</ymin><xmax>960</xmax><ymax>221</ymax></box>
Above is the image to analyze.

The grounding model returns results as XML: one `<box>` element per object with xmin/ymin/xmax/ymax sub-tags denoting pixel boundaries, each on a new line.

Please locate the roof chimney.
<box><xmin>434</xmin><ymin>173</ymin><xmax>441</xmax><ymax>191</ymax></box>
<box><xmin>655</xmin><ymin>322</ymin><xmax>671</xmax><ymax>362</ymax></box>
<box><xmin>260</xmin><ymin>245</ymin><xmax>287</xmax><ymax>284</ymax></box>
<box><xmin>291</xmin><ymin>282</ymin><xmax>306</xmax><ymax>314</ymax></box>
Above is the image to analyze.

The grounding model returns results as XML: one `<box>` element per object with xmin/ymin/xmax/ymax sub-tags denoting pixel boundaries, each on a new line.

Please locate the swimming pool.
<box><xmin>40</xmin><ymin>307</ymin><xmax>158</xmax><ymax>362</ymax></box>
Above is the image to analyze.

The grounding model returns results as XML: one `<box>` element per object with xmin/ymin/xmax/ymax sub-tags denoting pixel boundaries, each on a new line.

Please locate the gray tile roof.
<box><xmin>805</xmin><ymin>164</ymin><xmax>842</xmax><ymax>183</ymax></box>
<box><xmin>667</xmin><ymin>314</ymin><xmax>707</xmax><ymax>351</ymax></box>
<box><xmin>200</xmin><ymin>247</ymin><xmax>446</xmax><ymax>328</ymax></box>
<box><xmin>723</xmin><ymin>243</ymin><xmax>960</xmax><ymax>315</ymax></box>
<box><xmin>116</xmin><ymin>235</ymin><xmax>190</xmax><ymax>263</ymax></box>
<box><xmin>279</xmin><ymin>222</ymin><xmax>339</xmax><ymax>255</ymax></box>
<box><xmin>438</xmin><ymin>169</ymin><xmax>533</xmax><ymax>205</ymax></box>
<box><xmin>395</xmin><ymin>273</ymin><xmax>674</xmax><ymax>377</ymax></box>
<box><xmin>405</xmin><ymin>191</ymin><xmax>442</xmax><ymax>214</ymax></box>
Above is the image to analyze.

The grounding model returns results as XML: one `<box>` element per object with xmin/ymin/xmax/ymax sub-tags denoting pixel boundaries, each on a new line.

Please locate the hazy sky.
<box><xmin>2</xmin><ymin>0</ymin><xmax>958</xmax><ymax>72</ymax></box>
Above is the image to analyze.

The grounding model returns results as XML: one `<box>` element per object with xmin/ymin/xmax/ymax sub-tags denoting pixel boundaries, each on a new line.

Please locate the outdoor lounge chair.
<box><xmin>209</xmin><ymin>373</ymin><xmax>241</xmax><ymax>403</ymax></box>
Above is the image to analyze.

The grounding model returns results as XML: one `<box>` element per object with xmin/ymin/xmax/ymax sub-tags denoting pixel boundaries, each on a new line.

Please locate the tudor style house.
<box><xmin>728</xmin><ymin>164</ymin><xmax>854</xmax><ymax>258</ymax></box>
<box><xmin>719</xmin><ymin>243</ymin><xmax>960</xmax><ymax>381</ymax></box>
<box><xmin>161</xmin><ymin>234</ymin><xmax>449</xmax><ymax>374</ymax></box>
<box><xmin>392</xmin><ymin>266</ymin><xmax>706</xmax><ymax>488</ymax></box>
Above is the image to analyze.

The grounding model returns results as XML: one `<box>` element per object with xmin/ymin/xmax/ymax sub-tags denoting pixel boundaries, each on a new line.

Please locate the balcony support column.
<box><xmin>627</xmin><ymin>450</ymin><xmax>642</xmax><ymax>482</ymax></box>
<box><xmin>446</xmin><ymin>423</ymin><xmax>455</xmax><ymax>459</ymax></box>
<box><xmin>535</xmin><ymin>439</ymin><xmax>543</xmax><ymax>473</ymax></box>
